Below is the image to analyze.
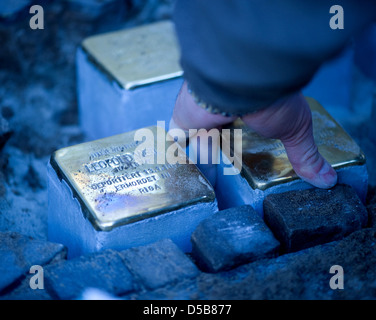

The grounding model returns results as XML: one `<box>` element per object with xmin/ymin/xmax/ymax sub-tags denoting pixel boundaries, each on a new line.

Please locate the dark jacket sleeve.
<box><xmin>173</xmin><ymin>0</ymin><xmax>376</xmax><ymax>115</ymax></box>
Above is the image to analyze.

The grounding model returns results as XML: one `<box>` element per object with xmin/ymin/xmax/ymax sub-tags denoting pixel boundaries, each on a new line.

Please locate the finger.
<box><xmin>241</xmin><ymin>92</ymin><xmax>337</xmax><ymax>189</ymax></box>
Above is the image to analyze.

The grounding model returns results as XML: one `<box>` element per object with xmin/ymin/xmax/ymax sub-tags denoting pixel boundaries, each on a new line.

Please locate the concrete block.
<box><xmin>216</xmin><ymin>97</ymin><xmax>368</xmax><ymax>216</ymax></box>
<box><xmin>191</xmin><ymin>205</ymin><xmax>280</xmax><ymax>272</ymax></box>
<box><xmin>77</xmin><ymin>20</ymin><xmax>183</xmax><ymax>140</ymax></box>
<box><xmin>120</xmin><ymin>239</ymin><xmax>199</xmax><ymax>290</ymax></box>
<box><xmin>0</xmin><ymin>232</ymin><xmax>66</xmax><ymax>295</ymax></box>
<box><xmin>48</xmin><ymin>126</ymin><xmax>217</xmax><ymax>258</ymax></box>
<box><xmin>45</xmin><ymin>249</ymin><xmax>134</xmax><ymax>300</ymax></box>
<box><xmin>263</xmin><ymin>184</ymin><xmax>368</xmax><ymax>253</ymax></box>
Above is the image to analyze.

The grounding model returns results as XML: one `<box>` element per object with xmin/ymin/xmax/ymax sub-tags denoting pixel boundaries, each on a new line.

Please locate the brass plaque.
<box><xmin>82</xmin><ymin>20</ymin><xmax>183</xmax><ymax>90</ymax></box>
<box><xmin>222</xmin><ymin>97</ymin><xmax>366</xmax><ymax>190</ymax></box>
<box><xmin>51</xmin><ymin>126</ymin><xmax>215</xmax><ymax>231</ymax></box>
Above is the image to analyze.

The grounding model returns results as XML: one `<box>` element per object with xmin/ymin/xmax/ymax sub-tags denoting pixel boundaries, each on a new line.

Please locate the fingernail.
<box><xmin>318</xmin><ymin>161</ymin><xmax>337</xmax><ymax>188</ymax></box>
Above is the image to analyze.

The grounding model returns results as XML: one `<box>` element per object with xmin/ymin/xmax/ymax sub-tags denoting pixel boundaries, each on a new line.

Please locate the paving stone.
<box><xmin>120</xmin><ymin>239</ymin><xmax>199</xmax><ymax>290</ymax></box>
<box><xmin>1</xmin><ymin>274</ymin><xmax>53</xmax><ymax>300</ymax></box>
<box><xmin>263</xmin><ymin>184</ymin><xmax>368</xmax><ymax>253</ymax></box>
<box><xmin>196</xmin><ymin>228</ymin><xmax>376</xmax><ymax>300</ymax></box>
<box><xmin>191</xmin><ymin>205</ymin><xmax>280</xmax><ymax>273</ymax></box>
<box><xmin>45</xmin><ymin>249</ymin><xmax>134</xmax><ymax>300</ymax></box>
<box><xmin>0</xmin><ymin>232</ymin><xmax>66</xmax><ymax>295</ymax></box>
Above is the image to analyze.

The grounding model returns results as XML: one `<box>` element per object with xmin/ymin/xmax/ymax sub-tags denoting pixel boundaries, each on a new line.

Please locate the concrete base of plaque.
<box><xmin>47</xmin><ymin>126</ymin><xmax>217</xmax><ymax>258</ymax></box>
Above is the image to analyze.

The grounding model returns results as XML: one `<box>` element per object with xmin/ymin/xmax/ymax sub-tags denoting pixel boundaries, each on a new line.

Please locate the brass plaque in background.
<box><xmin>82</xmin><ymin>20</ymin><xmax>183</xmax><ymax>90</ymax></box>
<box><xmin>50</xmin><ymin>126</ymin><xmax>215</xmax><ymax>231</ymax></box>
<box><xmin>222</xmin><ymin>97</ymin><xmax>366</xmax><ymax>191</ymax></box>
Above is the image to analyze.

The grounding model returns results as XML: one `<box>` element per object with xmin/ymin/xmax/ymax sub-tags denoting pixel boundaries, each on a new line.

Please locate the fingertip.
<box><xmin>318</xmin><ymin>161</ymin><xmax>338</xmax><ymax>188</ymax></box>
<box><xmin>319</xmin><ymin>166</ymin><xmax>338</xmax><ymax>189</ymax></box>
<box><xmin>298</xmin><ymin>161</ymin><xmax>338</xmax><ymax>189</ymax></box>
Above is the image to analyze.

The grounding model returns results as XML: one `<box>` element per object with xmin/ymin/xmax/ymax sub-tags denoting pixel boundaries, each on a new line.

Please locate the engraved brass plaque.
<box><xmin>51</xmin><ymin>126</ymin><xmax>215</xmax><ymax>231</ymax></box>
<box><xmin>222</xmin><ymin>97</ymin><xmax>366</xmax><ymax>190</ymax></box>
<box><xmin>82</xmin><ymin>20</ymin><xmax>183</xmax><ymax>90</ymax></box>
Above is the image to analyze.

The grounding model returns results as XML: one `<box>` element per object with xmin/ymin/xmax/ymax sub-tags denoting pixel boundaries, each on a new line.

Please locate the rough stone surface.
<box><xmin>191</xmin><ymin>205</ymin><xmax>280</xmax><ymax>272</ymax></box>
<box><xmin>197</xmin><ymin>228</ymin><xmax>376</xmax><ymax>300</ymax></box>
<box><xmin>126</xmin><ymin>228</ymin><xmax>376</xmax><ymax>300</ymax></box>
<box><xmin>0</xmin><ymin>232</ymin><xmax>66</xmax><ymax>295</ymax></box>
<box><xmin>120</xmin><ymin>239</ymin><xmax>199</xmax><ymax>290</ymax></box>
<box><xmin>263</xmin><ymin>184</ymin><xmax>368</xmax><ymax>253</ymax></box>
<box><xmin>45</xmin><ymin>249</ymin><xmax>134</xmax><ymax>300</ymax></box>
<box><xmin>1</xmin><ymin>274</ymin><xmax>53</xmax><ymax>300</ymax></box>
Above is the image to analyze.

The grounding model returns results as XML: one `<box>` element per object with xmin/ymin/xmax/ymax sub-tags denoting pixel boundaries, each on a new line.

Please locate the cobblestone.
<box><xmin>191</xmin><ymin>205</ymin><xmax>280</xmax><ymax>272</ymax></box>
<box><xmin>0</xmin><ymin>232</ymin><xmax>66</xmax><ymax>296</ymax></box>
<box><xmin>120</xmin><ymin>239</ymin><xmax>199</xmax><ymax>290</ymax></box>
<box><xmin>45</xmin><ymin>249</ymin><xmax>134</xmax><ymax>300</ymax></box>
<box><xmin>263</xmin><ymin>184</ymin><xmax>368</xmax><ymax>253</ymax></box>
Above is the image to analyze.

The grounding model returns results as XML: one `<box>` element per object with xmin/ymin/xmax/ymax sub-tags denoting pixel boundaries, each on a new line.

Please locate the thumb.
<box><xmin>241</xmin><ymin>92</ymin><xmax>338</xmax><ymax>189</ymax></box>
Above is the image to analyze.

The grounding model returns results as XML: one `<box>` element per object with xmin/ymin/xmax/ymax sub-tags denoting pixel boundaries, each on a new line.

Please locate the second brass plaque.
<box><xmin>222</xmin><ymin>97</ymin><xmax>366</xmax><ymax>190</ymax></box>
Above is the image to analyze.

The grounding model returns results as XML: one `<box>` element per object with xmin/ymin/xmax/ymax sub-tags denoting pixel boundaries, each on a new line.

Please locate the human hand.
<box><xmin>169</xmin><ymin>81</ymin><xmax>337</xmax><ymax>189</ymax></box>
<box><xmin>169</xmin><ymin>81</ymin><xmax>237</xmax><ymax>133</ymax></box>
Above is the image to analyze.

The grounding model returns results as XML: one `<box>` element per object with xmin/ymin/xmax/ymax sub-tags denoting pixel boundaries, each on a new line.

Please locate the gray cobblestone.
<box><xmin>0</xmin><ymin>231</ymin><xmax>66</xmax><ymax>296</ymax></box>
<box><xmin>120</xmin><ymin>239</ymin><xmax>199</xmax><ymax>290</ymax></box>
<box><xmin>45</xmin><ymin>249</ymin><xmax>134</xmax><ymax>300</ymax></box>
<box><xmin>191</xmin><ymin>205</ymin><xmax>280</xmax><ymax>272</ymax></box>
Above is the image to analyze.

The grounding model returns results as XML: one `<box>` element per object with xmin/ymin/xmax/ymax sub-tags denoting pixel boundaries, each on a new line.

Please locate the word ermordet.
<box><xmin>131</xmin><ymin>121</ymin><xmax>243</xmax><ymax>176</ymax></box>
<box><xmin>329</xmin><ymin>5</ymin><xmax>344</xmax><ymax>30</ymax></box>
<box><xmin>329</xmin><ymin>265</ymin><xmax>344</xmax><ymax>290</ymax></box>
<box><xmin>29</xmin><ymin>5</ymin><xmax>44</xmax><ymax>30</ymax></box>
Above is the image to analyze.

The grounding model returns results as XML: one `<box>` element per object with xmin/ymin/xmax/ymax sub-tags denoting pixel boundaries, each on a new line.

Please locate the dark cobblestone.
<box><xmin>264</xmin><ymin>184</ymin><xmax>368</xmax><ymax>253</ymax></box>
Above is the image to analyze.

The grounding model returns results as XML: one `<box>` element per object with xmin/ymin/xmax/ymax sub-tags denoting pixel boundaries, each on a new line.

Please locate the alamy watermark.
<box><xmin>329</xmin><ymin>5</ymin><xmax>344</xmax><ymax>30</ymax></box>
<box><xmin>29</xmin><ymin>5</ymin><xmax>44</xmax><ymax>30</ymax></box>
<box><xmin>329</xmin><ymin>265</ymin><xmax>344</xmax><ymax>290</ymax></box>
<box><xmin>132</xmin><ymin>121</ymin><xmax>243</xmax><ymax>176</ymax></box>
<box><xmin>29</xmin><ymin>265</ymin><xmax>44</xmax><ymax>290</ymax></box>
